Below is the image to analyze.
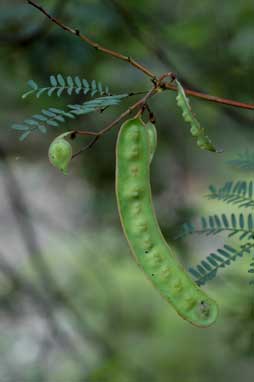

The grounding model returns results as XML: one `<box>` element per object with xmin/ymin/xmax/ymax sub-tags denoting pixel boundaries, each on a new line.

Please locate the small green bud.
<box><xmin>48</xmin><ymin>132</ymin><xmax>73</xmax><ymax>175</ymax></box>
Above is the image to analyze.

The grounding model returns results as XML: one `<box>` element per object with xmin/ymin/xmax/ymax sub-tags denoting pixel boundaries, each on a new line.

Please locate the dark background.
<box><xmin>0</xmin><ymin>0</ymin><xmax>254</xmax><ymax>381</ymax></box>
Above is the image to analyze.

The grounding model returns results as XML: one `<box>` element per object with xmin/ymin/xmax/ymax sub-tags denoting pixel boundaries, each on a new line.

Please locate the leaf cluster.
<box><xmin>207</xmin><ymin>181</ymin><xmax>254</xmax><ymax>209</ymax></box>
<box><xmin>227</xmin><ymin>151</ymin><xmax>254</xmax><ymax>172</ymax></box>
<box><xmin>12</xmin><ymin>73</ymin><xmax>129</xmax><ymax>140</ymax></box>
<box><xmin>177</xmin><ymin>213</ymin><xmax>254</xmax><ymax>241</ymax></box>
<box><xmin>189</xmin><ymin>243</ymin><xmax>254</xmax><ymax>286</ymax></box>
<box><xmin>22</xmin><ymin>74</ymin><xmax>111</xmax><ymax>99</ymax></box>
<box><xmin>176</xmin><ymin>158</ymin><xmax>254</xmax><ymax>286</ymax></box>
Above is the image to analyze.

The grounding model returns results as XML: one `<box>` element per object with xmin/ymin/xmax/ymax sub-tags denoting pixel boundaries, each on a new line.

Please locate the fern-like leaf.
<box><xmin>176</xmin><ymin>213</ymin><xmax>254</xmax><ymax>241</ymax></box>
<box><xmin>12</xmin><ymin>94</ymin><xmax>128</xmax><ymax>140</ymax></box>
<box><xmin>67</xmin><ymin>94</ymin><xmax>128</xmax><ymax>115</ymax></box>
<box><xmin>207</xmin><ymin>181</ymin><xmax>254</xmax><ymax>208</ymax></box>
<box><xmin>228</xmin><ymin>151</ymin><xmax>254</xmax><ymax>172</ymax></box>
<box><xmin>189</xmin><ymin>243</ymin><xmax>254</xmax><ymax>286</ymax></box>
<box><xmin>22</xmin><ymin>74</ymin><xmax>112</xmax><ymax>99</ymax></box>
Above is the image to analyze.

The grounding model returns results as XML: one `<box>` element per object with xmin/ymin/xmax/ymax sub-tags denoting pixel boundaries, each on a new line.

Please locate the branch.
<box><xmin>72</xmin><ymin>136</ymin><xmax>99</xmax><ymax>159</ymax></box>
<box><xmin>26</xmin><ymin>0</ymin><xmax>156</xmax><ymax>79</ymax></box>
<box><xmin>27</xmin><ymin>0</ymin><xmax>254</xmax><ymax>112</ymax></box>
<box><xmin>107</xmin><ymin>0</ymin><xmax>254</xmax><ymax>113</ymax></box>
<box><xmin>164</xmin><ymin>83</ymin><xmax>254</xmax><ymax>111</ymax></box>
<box><xmin>0</xmin><ymin>145</ymin><xmax>107</xmax><ymax>349</ymax></box>
<box><xmin>0</xmin><ymin>254</ymin><xmax>85</xmax><ymax>365</ymax></box>
<box><xmin>71</xmin><ymin>87</ymin><xmax>156</xmax><ymax>156</ymax></box>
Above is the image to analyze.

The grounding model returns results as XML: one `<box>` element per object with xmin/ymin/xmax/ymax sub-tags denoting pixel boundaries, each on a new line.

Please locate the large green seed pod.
<box><xmin>115</xmin><ymin>117</ymin><xmax>218</xmax><ymax>327</ymax></box>
<box><xmin>48</xmin><ymin>131</ymin><xmax>73</xmax><ymax>175</ymax></box>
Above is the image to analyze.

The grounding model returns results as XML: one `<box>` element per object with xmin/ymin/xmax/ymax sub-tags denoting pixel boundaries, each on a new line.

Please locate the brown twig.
<box><xmin>144</xmin><ymin>103</ymin><xmax>156</xmax><ymax>124</ymax></box>
<box><xmin>76</xmin><ymin>87</ymin><xmax>156</xmax><ymax>136</ymax></box>
<box><xmin>72</xmin><ymin>136</ymin><xmax>100</xmax><ymax>159</ymax></box>
<box><xmin>0</xmin><ymin>253</ymin><xmax>85</xmax><ymax>366</ymax></box>
<box><xmin>26</xmin><ymin>0</ymin><xmax>156</xmax><ymax>79</ymax></box>
<box><xmin>26</xmin><ymin>0</ymin><xmax>254</xmax><ymax>161</ymax></box>
<box><xmin>27</xmin><ymin>0</ymin><xmax>254</xmax><ymax>112</ymax></box>
<box><xmin>71</xmin><ymin>87</ymin><xmax>156</xmax><ymax>157</ymax></box>
<box><xmin>164</xmin><ymin>82</ymin><xmax>254</xmax><ymax>111</ymax></box>
<box><xmin>107</xmin><ymin>0</ymin><xmax>254</xmax><ymax>113</ymax></box>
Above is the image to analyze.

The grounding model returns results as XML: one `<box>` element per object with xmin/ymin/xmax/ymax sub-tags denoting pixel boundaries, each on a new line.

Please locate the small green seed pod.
<box><xmin>48</xmin><ymin>131</ymin><xmax>73</xmax><ymax>175</ymax></box>
<box><xmin>146</xmin><ymin>122</ymin><xmax>157</xmax><ymax>163</ymax></box>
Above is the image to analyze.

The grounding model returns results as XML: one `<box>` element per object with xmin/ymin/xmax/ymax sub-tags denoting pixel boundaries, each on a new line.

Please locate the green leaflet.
<box><xmin>22</xmin><ymin>75</ymin><xmax>111</xmax><ymax>99</ymax></box>
<box><xmin>189</xmin><ymin>243</ymin><xmax>253</xmax><ymax>286</ymax></box>
<box><xmin>12</xmin><ymin>94</ymin><xmax>128</xmax><ymax>140</ymax></box>
<box><xmin>207</xmin><ymin>181</ymin><xmax>254</xmax><ymax>208</ymax></box>
<box><xmin>175</xmin><ymin>80</ymin><xmax>219</xmax><ymax>153</ymax></box>
<box><xmin>227</xmin><ymin>150</ymin><xmax>254</xmax><ymax>172</ymax></box>
<box><xmin>176</xmin><ymin>213</ymin><xmax>254</xmax><ymax>241</ymax></box>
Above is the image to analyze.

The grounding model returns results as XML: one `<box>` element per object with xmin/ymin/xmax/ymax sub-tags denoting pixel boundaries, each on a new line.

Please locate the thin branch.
<box><xmin>27</xmin><ymin>0</ymin><xmax>254</xmax><ymax>112</ymax></box>
<box><xmin>100</xmin><ymin>87</ymin><xmax>156</xmax><ymax>135</ymax></box>
<box><xmin>72</xmin><ymin>136</ymin><xmax>99</xmax><ymax>159</ymax></box>
<box><xmin>71</xmin><ymin>87</ymin><xmax>156</xmax><ymax>156</ymax></box>
<box><xmin>26</xmin><ymin>0</ymin><xmax>156</xmax><ymax>79</ymax></box>
<box><xmin>107</xmin><ymin>0</ymin><xmax>254</xmax><ymax>114</ymax></box>
<box><xmin>75</xmin><ymin>87</ymin><xmax>156</xmax><ymax>137</ymax></box>
<box><xmin>0</xmin><ymin>254</ymin><xmax>86</xmax><ymax>366</ymax></box>
<box><xmin>164</xmin><ymin>82</ymin><xmax>254</xmax><ymax>111</ymax></box>
<box><xmin>0</xmin><ymin>145</ymin><xmax>109</xmax><ymax>350</ymax></box>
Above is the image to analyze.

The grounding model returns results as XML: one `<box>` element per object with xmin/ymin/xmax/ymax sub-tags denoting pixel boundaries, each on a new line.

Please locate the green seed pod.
<box><xmin>48</xmin><ymin>131</ymin><xmax>73</xmax><ymax>175</ymax></box>
<box><xmin>197</xmin><ymin>134</ymin><xmax>215</xmax><ymax>151</ymax></box>
<box><xmin>146</xmin><ymin>121</ymin><xmax>157</xmax><ymax>163</ymax></box>
<box><xmin>116</xmin><ymin>117</ymin><xmax>218</xmax><ymax>327</ymax></box>
<box><xmin>175</xmin><ymin>79</ymin><xmax>219</xmax><ymax>153</ymax></box>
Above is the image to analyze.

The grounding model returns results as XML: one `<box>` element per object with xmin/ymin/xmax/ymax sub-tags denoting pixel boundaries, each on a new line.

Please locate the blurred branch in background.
<box><xmin>0</xmin><ymin>253</ymin><xmax>86</xmax><ymax>367</ymax></box>
<box><xmin>0</xmin><ymin>0</ymin><xmax>69</xmax><ymax>47</ymax></box>
<box><xmin>0</xmin><ymin>145</ymin><xmax>116</xmax><ymax>362</ymax></box>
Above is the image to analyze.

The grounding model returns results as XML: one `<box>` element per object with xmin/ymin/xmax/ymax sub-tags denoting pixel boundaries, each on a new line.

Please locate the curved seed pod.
<box><xmin>175</xmin><ymin>80</ymin><xmax>220</xmax><ymax>153</ymax></box>
<box><xmin>146</xmin><ymin>121</ymin><xmax>157</xmax><ymax>163</ymax></box>
<box><xmin>48</xmin><ymin>131</ymin><xmax>73</xmax><ymax>175</ymax></box>
<box><xmin>116</xmin><ymin>117</ymin><xmax>218</xmax><ymax>327</ymax></box>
